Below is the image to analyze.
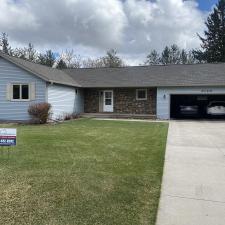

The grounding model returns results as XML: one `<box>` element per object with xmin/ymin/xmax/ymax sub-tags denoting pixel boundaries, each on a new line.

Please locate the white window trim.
<box><xmin>11</xmin><ymin>84</ymin><xmax>30</xmax><ymax>101</ymax></box>
<box><xmin>136</xmin><ymin>89</ymin><xmax>147</xmax><ymax>101</ymax></box>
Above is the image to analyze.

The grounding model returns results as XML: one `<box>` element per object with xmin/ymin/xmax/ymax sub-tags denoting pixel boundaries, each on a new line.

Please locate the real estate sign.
<box><xmin>0</xmin><ymin>128</ymin><xmax>17</xmax><ymax>146</ymax></box>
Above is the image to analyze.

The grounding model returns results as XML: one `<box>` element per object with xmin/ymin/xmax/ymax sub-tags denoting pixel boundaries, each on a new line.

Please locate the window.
<box><xmin>104</xmin><ymin>91</ymin><xmax>113</xmax><ymax>105</ymax></box>
<box><xmin>105</xmin><ymin>99</ymin><xmax>112</xmax><ymax>105</ymax></box>
<box><xmin>12</xmin><ymin>84</ymin><xmax>29</xmax><ymax>100</ymax></box>
<box><xmin>136</xmin><ymin>89</ymin><xmax>147</xmax><ymax>100</ymax></box>
<box><xmin>13</xmin><ymin>85</ymin><xmax>20</xmax><ymax>99</ymax></box>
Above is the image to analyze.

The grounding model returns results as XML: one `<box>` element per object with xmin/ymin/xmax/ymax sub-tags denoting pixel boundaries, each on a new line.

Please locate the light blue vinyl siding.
<box><xmin>0</xmin><ymin>57</ymin><xmax>46</xmax><ymax>121</ymax></box>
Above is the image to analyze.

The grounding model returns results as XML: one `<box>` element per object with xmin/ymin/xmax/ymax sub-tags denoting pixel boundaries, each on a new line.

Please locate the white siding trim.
<box><xmin>47</xmin><ymin>84</ymin><xmax>76</xmax><ymax>120</ymax></box>
<box><xmin>6</xmin><ymin>84</ymin><xmax>11</xmax><ymax>101</ymax></box>
<box><xmin>30</xmin><ymin>82</ymin><xmax>36</xmax><ymax>101</ymax></box>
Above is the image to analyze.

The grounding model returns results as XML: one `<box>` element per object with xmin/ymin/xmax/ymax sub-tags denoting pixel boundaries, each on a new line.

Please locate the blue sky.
<box><xmin>197</xmin><ymin>0</ymin><xmax>217</xmax><ymax>11</ymax></box>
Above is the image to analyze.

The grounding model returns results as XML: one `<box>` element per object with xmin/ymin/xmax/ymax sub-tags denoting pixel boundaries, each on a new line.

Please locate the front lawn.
<box><xmin>0</xmin><ymin>119</ymin><xmax>168</xmax><ymax>225</ymax></box>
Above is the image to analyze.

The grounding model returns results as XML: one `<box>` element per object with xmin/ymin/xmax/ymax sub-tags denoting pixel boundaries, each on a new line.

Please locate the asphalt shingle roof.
<box><xmin>0</xmin><ymin>52</ymin><xmax>80</xmax><ymax>87</ymax></box>
<box><xmin>64</xmin><ymin>63</ymin><xmax>225</xmax><ymax>88</ymax></box>
<box><xmin>1</xmin><ymin>51</ymin><xmax>225</xmax><ymax>88</ymax></box>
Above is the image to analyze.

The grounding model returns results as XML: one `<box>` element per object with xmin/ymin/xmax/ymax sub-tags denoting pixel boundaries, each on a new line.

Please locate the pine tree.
<box><xmin>0</xmin><ymin>33</ymin><xmax>11</xmax><ymax>54</ymax></box>
<box><xmin>38</xmin><ymin>50</ymin><xmax>56</xmax><ymax>67</ymax></box>
<box><xmin>57</xmin><ymin>59</ymin><xmax>67</xmax><ymax>69</ymax></box>
<box><xmin>161</xmin><ymin>46</ymin><xmax>171</xmax><ymax>65</ymax></box>
<box><xmin>170</xmin><ymin>44</ymin><xmax>181</xmax><ymax>64</ymax></box>
<box><xmin>180</xmin><ymin>49</ymin><xmax>188</xmax><ymax>64</ymax></box>
<box><xmin>194</xmin><ymin>0</ymin><xmax>225</xmax><ymax>62</ymax></box>
<box><xmin>145</xmin><ymin>45</ymin><xmax>198</xmax><ymax>65</ymax></box>
<box><xmin>145</xmin><ymin>50</ymin><xmax>160</xmax><ymax>65</ymax></box>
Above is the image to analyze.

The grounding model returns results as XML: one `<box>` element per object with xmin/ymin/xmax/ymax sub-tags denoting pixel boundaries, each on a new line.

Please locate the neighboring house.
<box><xmin>1</xmin><ymin>51</ymin><xmax>225</xmax><ymax>121</ymax></box>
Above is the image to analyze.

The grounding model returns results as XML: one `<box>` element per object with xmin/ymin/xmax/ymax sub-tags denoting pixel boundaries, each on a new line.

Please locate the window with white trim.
<box><xmin>136</xmin><ymin>89</ymin><xmax>147</xmax><ymax>100</ymax></box>
<box><xmin>12</xmin><ymin>84</ymin><xmax>29</xmax><ymax>100</ymax></box>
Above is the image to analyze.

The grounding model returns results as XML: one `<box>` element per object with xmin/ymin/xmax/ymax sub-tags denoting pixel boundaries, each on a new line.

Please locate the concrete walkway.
<box><xmin>156</xmin><ymin>121</ymin><xmax>225</xmax><ymax>225</ymax></box>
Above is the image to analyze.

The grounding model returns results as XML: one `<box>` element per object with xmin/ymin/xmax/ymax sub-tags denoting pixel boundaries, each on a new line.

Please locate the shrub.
<box><xmin>64</xmin><ymin>113</ymin><xmax>72</xmax><ymax>121</ymax></box>
<box><xmin>63</xmin><ymin>113</ymin><xmax>80</xmax><ymax>121</ymax></box>
<box><xmin>28</xmin><ymin>103</ymin><xmax>52</xmax><ymax>124</ymax></box>
<box><xmin>71</xmin><ymin>113</ymin><xmax>80</xmax><ymax>119</ymax></box>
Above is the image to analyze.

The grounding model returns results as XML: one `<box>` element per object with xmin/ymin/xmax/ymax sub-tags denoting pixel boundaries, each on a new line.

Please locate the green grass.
<box><xmin>0</xmin><ymin>119</ymin><xmax>168</xmax><ymax>225</ymax></box>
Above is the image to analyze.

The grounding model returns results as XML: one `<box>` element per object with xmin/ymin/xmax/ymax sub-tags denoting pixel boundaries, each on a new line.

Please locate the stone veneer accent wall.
<box><xmin>84</xmin><ymin>88</ymin><xmax>156</xmax><ymax>114</ymax></box>
<box><xmin>114</xmin><ymin>88</ymin><xmax>156</xmax><ymax>114</ymax></box>
<box><xmin>84</xmin><ymin>89</ymin><xmax>100</xmax><ymax>113</ymax></box>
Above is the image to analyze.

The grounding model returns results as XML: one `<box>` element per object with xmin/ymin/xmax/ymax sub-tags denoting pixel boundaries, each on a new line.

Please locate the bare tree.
<box><xmin>12</xmin><ymin>48</ymin><xmax>27</xmax><ymax>59</ymax></box>
<box><xmin>102</xmin><ymin>49</ymin><xmax>125</xmax><ymax>67</ymax></box>
<box><xmin>26</xmin><ymin>43</ymin><xmax>37</xmax><ymax>61</ymax></box>
<box><xmin>59</xmin><ymin>50</ymin><xmax>82</xmax><ymax>68</ymax></box>
<box><xmin>82</xmin><ymin>58</ymin><xmax>105</xmax><ymax>68</ymax></box>
<box><xmin>70</xmin><ymin>55</ymin><xmax>82</xmax><ymax>68</ymax></box>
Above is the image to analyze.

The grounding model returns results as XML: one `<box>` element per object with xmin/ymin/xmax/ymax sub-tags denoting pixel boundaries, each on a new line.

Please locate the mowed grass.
<box><xmin>0</xmin><ymin>119</ymin><xmax>168</xmax><ymax>225</ymax></box>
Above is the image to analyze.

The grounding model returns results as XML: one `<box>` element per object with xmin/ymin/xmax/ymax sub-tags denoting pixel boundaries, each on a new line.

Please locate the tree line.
<box><xmin>145</xmin><ymin>45</ymin><xmax>197</xmax><ymax>65</ymax></box>
<box><xmin>0</xmin><ymin>33</ymin><xmax>125</xmax><ymax>69</ymax></box>
<box><xmin>0</xmin><ymin>0</ymin><xmax>225</xmax><ymax>68</ymax></box>
<box><xmin>0</xmin><ymin>33</ymin><xmax>199</xmax><ymax>68</ymax></box>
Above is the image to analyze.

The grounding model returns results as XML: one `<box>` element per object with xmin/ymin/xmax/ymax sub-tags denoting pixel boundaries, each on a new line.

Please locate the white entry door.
<box><xmin>103</xmin><ymin>90</ymin><xmax>113</xmax><ymax>112</ymax></box>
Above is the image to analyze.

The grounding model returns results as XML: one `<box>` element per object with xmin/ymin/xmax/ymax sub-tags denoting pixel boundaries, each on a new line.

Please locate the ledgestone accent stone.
<box><xmin>84</xmin><ymin>89</ymin><xmax>99</xmax><ymax>113</ymax></box>
<box><xmin>114</xmin><ymin>88</ymin><xmax>156</xmax><ymax>114</ymax></box>
<box><xmin>84</xmin><ymin>88</ymin><xmax>156</xmax><ymax>115</ymax></box>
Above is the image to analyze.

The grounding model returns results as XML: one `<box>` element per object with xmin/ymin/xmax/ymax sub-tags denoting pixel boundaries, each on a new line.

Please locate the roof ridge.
<box><xmin>63</xmin><ymin>62</ymin><xmax>225</xmax><ymax>71</ymax></box>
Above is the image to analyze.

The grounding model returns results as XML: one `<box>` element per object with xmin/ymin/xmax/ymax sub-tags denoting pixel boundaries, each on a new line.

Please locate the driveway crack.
<box><xmin>165</xmin><ymin>194</ymin><xmax>225</xmax><ymax>204</ymax></box>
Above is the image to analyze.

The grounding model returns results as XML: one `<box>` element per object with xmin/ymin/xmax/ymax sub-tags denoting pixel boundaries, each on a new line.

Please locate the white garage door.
<box><xmin>47</xmin><ymin>84</ymin><xmax>75</xmax><ymax>120</ymax></box>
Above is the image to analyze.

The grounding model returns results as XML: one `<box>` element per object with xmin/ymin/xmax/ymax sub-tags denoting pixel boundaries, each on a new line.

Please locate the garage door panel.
<box><xmin>170</xmin><ymin>95</ymin><xmax>225</xmax><ymax>119</ymax></box>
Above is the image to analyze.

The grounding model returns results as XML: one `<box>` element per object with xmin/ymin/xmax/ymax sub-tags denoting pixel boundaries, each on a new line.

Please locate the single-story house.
<box><xmin>0</xmin><ymin>51</ymin><xmax>225</xmax><ymax>121</ymax></box>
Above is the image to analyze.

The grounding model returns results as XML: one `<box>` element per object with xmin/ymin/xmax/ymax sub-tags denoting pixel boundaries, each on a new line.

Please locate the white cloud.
<box><xmin>122</xmin><ymin>0</ymin><xmax>205</xmax><ymax>53</ymax></box>
<box><xmin>0</xmin><ymin>0</ymin><xmax>206</xmax><ymax>64</ymax></box>
<box><xmin>0</xmin><ymin>0</ymin><xmax>38</xmax><ymax>30</ymax></box>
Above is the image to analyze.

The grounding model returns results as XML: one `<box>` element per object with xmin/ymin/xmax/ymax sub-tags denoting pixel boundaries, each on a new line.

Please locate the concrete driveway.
<box><xmin>156</xmin><ymin>121</ymin><xmax>225</xmax><ymax>225</ymax></box>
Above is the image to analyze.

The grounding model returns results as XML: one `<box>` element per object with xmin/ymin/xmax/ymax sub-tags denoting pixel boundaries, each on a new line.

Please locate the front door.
<box><xmin>103</xmin><ymin>90</ymin><xmax>113</xmax><ymax>112</ymax></box>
